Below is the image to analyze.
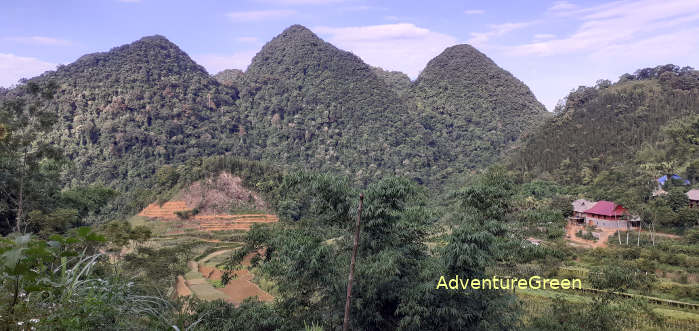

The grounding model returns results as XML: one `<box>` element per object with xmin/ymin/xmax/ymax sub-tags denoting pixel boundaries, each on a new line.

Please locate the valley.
<box><xmin>1</xmin><ymin>22</ymin><xmax>697</xmax><ymax>331</ymax></box>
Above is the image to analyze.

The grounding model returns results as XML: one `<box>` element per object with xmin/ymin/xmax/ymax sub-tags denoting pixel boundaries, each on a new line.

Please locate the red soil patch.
<box><xmin>565</xmin><ymin>223</ymin><xmax>609</xmax><ymax>248</ymax></box>
<box><xmin>137</xmin><ymin>172</ymin><xmax>279</xmax><ymax>232</ymax></box>
<box><xmin>176</xmin><ymin>275</ymin><xmax>192</xmax><ymax>297</ymax></box>
<box><xmin>138</xmin><ymin>201</ymin><xmax>188</xmax><ymax>219</ymax></box>
<box><xmin>177</xmin><ymin>172</ymin><xmax>267</xmax><ymax>214</ymax></box>
<box><xmin>198</xmin><ymin>251</ymin><xmax>274</xmax><ymax>306</ymax></box>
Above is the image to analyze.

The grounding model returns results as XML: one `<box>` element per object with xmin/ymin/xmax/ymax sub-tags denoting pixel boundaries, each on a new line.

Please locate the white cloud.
<box><xmin>193</xmin><ymin>51</ymin><xmax>258</xmax><ymax>74</ymax></box>
<box><xmin>467</xmin><ymin>21</ymin><xmax>535</xmax><ymax>46</ymax></box>
<box><xmin>533</xmin><ymin>33</ymin><xmax>556</xmax><ymax>40</ymax></box>
<box><xmin>464</xmin><ymin>9</ymin><xmax>485</xmax><ymax>15</ymax></box>
<box><xmin>314</xmin><ymin>23</ymin><xmax>458</xmax><ymax>79</ymax></box>
<box><xmin>339</xmin><ymin>5</ymin><xmax>377</xmax><ymax>12</ymax></box>
<box><xmin>549</xmin><ymin>1</ymin><xmax>577</xmax><ymax>12</ymax></box>
<box><xmin>512</xmin><ymin>0</ymin><xmax>699</xmax><ymax>56</ymax></box>
<box><xmin>236</xmin><ymin>36</ymin><xmax>259</xmax><ymax>43</ymax></box>
<box><xmin>256</xmin><ymin>0</ymin><xmax>345</xmax><ymax>4</ymax></box>
<box><xmin>0</xmin><ymin>53</ymin><xmax>56</xmax><ymax>88</ymax></box>
<box><xmin>5</xmin><ymin>36</ymin><xmax>72</xmax><ymax>46</ymax></box>
<box><xmin>227</xmin><ymin>10</ymin><xmax>296</xmax><ymax>22</ymax></box>
<box><xmin>488</xmin><ymin>0</ymin><xmax>699</xmax><ymax>110</ymax></box>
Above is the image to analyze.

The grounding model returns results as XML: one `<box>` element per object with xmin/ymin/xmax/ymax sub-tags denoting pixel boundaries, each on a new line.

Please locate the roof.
<box><xmin>658</xmin><ymin>174</ymin><xmax>690</xmax><ymax>185</ymax></box>
<box><xmin>688</xmin><ymin>189</ymin><xmax>699</xmax><ymax>201</ymax></box>
<box><xmin>584</xmin><ymin>201</ymin><xmax>626</xmax><ymax>217</ymax></box>
<box><xmin>572</xmin><ymin>199</ymin><xmax>595</xmax><ymax>213</ymax></box>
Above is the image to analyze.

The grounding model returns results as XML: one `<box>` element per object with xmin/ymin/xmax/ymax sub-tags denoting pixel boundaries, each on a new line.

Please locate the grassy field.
<box><xmin>518</xmin><ymin>288</ymin><xmax>699</xmax><ymax>330</ymax></box>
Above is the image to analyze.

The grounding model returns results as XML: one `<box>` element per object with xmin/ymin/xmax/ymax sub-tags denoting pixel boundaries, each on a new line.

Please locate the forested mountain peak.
<box><xmin>414</xmin><ymin>43</ymin><xmax>544</xmax><ymax>109</ymax></box>
<box><xmin>415</xmin><ymin>44</ymin><xmax>495</xmax><ymax>82</ymax></box>
<box><xmin>52</xmin><ymin>34</ymin><xmax>211</xmax><ymax>85</ymax></box>
<box><xmin>246</xmin><ymin>24</ymin><xmax>374</xmax><ymax>81</ymax></box>
<box><xmin>18</xmin><ymin>34</ymin><xmax>241</xmax><ymax>215</ymax></box>
<box><xmin>407</xmin><ymin>43</ymin><xmax>548</xmax><ymax>175</ymax></box>
<box><xmin>276</xmin><ymin>24</ymin><xmax>318</xmax><ymax>41</ymax></box>
<box><xmin>238</xmin><ymin>24</ymin><xmax>433</xmax><ymax>183</ymax></box>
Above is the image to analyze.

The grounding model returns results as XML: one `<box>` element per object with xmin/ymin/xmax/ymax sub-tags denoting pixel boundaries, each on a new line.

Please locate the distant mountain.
<box><xmin>214</xmin><ymin>69</ymin><xmax>245</xmax><ymax>92</ymax></box>
<box><xmin>510</xmin><ymin>64</ymin><xmax>699</xmax><ymax>188</ymax></box>
<box><xmin>21</xmin><ymin>35</ymin><xmax>243</xmax><ymax>195</ymax></box>
<box><xmin>408</xmin><ymin>44</ymin><xmax>548</xmax><ymax>179</ymax></box>
<box><xmin>371</xmin><ymin>66</ymin><xmax>411</xmax><ymax>97</ymax></box>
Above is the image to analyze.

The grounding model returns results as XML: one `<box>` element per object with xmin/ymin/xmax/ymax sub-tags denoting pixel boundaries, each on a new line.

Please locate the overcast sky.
<box><xmin>2</xmin><ymin>0</ymin><xmax>698</xmax><ymax>110</ymax></box>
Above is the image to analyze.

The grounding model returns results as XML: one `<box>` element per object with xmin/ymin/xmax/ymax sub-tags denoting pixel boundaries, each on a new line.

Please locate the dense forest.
<box><xmin>409</xmin><ymin>44</ymin><xmax>549</xmax><ymax>181</ymax></box>
<box><xmin>510</xmin><ymin>65</ymin><xmax>699</xmax><ymax>223</ymax></box>
<box><xmin>1</xmin><ymin>24</ymin><xmax>698</xmax><ymax>330</ymax></box>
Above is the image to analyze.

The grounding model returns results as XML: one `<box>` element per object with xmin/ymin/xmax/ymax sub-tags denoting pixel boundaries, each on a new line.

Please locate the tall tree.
<box><xmin>0</xmin><ymin>81</ymin><xmax>63</xmax><ymax>233</ymax></box>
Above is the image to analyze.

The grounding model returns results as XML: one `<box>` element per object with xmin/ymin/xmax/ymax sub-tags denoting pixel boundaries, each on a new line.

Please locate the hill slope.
<box><xmin>237</xmin><ymin>25</ymin><xmax>432</xmax><ymax>183</ymax></box>
<box><xmin>510</xmin><ymin>65</ymin><xmax>699</xmax><ymax>190</ymax></box>
<box><xmin>22</xmin><ymin>35</ymin><xmax>243</xmax><ymax>193</ymax></box>
<box><xmin>408</xmin><ymin>44</ymin><xmax>548</xmax><ymax>179</ymax></box>
<box><xmin>4</xmin><ymin>26</ymin><xmax>555</xmax><ymax>204</ymax></box>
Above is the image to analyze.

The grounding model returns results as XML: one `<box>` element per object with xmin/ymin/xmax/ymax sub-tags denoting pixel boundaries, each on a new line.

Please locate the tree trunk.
<box><xmin>343</xmin><ymin>194</ymin><xmax>363</xmax><ymax>331</ymax></box>
<box><xmin>637</xmin><ymin>222</ymin><xmax>642</xmax><ymax>246</ymax></box>
<box><xmin>15</xmin><ymin>148</ymin><xmax>27</xmax><ymax>233</ymax></box>
<box><xmin>617</xmin><ymin>221</ymin><xmax>622</xmax><ymax>245</ymax></box>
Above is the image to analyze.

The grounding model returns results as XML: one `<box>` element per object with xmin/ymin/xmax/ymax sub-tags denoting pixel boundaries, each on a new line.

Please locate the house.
<box><xmin>688</xmin><ymin>189</ymin><xmax>699</xmax><ymax>208</ymax></box>
<box><xmin>570</xmin><ymin>199</ymin><xmax>594</xmax><ymax>224</ymax></box>
<box><xmin>583</xmin><ymin>200</ymin><xmax>631</xmax><ymax>228</ymax></box>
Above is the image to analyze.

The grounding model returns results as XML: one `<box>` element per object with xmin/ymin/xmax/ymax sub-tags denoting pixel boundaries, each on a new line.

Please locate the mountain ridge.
<box><xmin>5</xmin><ymin>24</ymin><xmax>553</xmax><ymax>200</ymax></box>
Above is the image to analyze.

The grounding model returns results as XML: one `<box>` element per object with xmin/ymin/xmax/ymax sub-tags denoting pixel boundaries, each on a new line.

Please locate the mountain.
<box><xmin>236</xmin><ymin>25</ymin><xmax>432</xmax><ymax>183</ymax></box>
<box><xmin>5</xmin><ymin>25</ymin><xmax>555</xmax><ymax>206</ymax></box>
<box><xmin>510</xmin><ymin>64</ymin><xmax>699</xmax><ymax>192</ymax></box>
<box><xmin>21</xmin><ymin>35</ymin><xmax>243</xmax><ymax>199</ymax></box>
<box><xmin>214</xmin><ymin>69</ymin><xmax>245</xmax><ymax>92</ymax></box>
<box><xmin>408</xmin><ymin>44</ymin><xmax>548</xmax><ymax>179</ymax></box>
<box><xmin>371</xmin><ymin>66</ymin><xmax>412</xmax><ymax>97</ymax></box>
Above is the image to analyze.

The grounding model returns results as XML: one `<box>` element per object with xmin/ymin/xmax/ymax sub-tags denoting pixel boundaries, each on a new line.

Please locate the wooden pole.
<box><xmin>343</xmin><ymin>193</ymin><xmax>363</xmax><ymax>331</ymax></box>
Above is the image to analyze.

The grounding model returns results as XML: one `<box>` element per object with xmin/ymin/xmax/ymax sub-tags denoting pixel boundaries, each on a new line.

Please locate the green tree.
<box><xmin>0</xmin><ymin>80</ymin><xmax>63</xmax><ymax>234</ymax></box>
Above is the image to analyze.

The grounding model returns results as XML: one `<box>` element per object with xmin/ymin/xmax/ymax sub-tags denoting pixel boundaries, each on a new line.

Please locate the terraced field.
<box><xmin>138</xmin><ymin>201</ymin><xmax>278</xmax><ymax>231</ymax></box>
<box><xmin>176</xmin><ymin>250</ymin><xmax>274</xmax><ymax>306</ymax></box>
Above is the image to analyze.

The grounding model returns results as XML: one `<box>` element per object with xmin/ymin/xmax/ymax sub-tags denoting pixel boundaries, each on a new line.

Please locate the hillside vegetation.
<box><xmin>2</xmin><ymin>25</ymin><xmax>548</xmax><ymax>206</ymax></box>
<box><xmin>510</xmin><ymin>65</ymin><xmax>699</xmax><ymax>203</ymax></box>
<box><xmin>409</xmin><ymin>44</ymin><xmax>549</xmax><ymax>181</ymax></box>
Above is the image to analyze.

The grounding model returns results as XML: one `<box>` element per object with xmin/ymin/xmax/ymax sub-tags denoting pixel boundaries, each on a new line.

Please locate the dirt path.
<box><xmin>565</xmin><ymin>224</ymin><xmax>608</xmax><ymax>248</ymax></box>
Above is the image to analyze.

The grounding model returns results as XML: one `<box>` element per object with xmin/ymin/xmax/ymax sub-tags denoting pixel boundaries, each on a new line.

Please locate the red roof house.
<box><xmin>584</xmin><ymin>201</ymin><xmax>627</xmax><ymax>217</ymax></box>
<box><xmin>583</xmin><ymin>201</ymin><xmax>629</xmax><ymax>228</ymax></box>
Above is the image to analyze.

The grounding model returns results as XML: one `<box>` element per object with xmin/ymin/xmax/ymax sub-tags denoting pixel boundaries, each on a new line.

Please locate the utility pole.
<box><xmin>343</xmin><ymin>193</ymin><xmax>363</xmax><ymax>331</ymax></box>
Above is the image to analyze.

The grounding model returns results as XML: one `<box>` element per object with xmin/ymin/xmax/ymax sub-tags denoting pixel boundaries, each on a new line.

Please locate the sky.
<box><xmin>2</xmin><ymin>0</ymin><xmax>699</xmax><ymax>110</ymax></box>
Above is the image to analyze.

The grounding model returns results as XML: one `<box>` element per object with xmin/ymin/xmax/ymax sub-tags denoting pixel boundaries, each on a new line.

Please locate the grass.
<box><xmin>653</xmin><ymin>308</ymin><xmax>699</xmax><ymax>321</ymax></box>
<box><xmin>208</xmin><ymin>279</ymin><xmax>225</xmax><ymax>288</ymax></box>
<box><xmin>518</xmin><ymin>288</ymin><xmax>590</xmax><ymax>303</ymax></box>
<box><xmin>184</xmin><ymin>271</ymin><xmax>203</xmax><ymax>280</ymax></box>
<box><xmin>250</xmin><ymin>267</ymin><xmax>280</xmax><ymax>297</ymax></box>
<box><xmin>518</xmin><ymin>289</ymin><xmax>699</xmax><ymax>330</ymax></box>
<box><xmin>188</xmin><ymin>283</ymin><xmax>228</xmax><ymax>301</ymax></box>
